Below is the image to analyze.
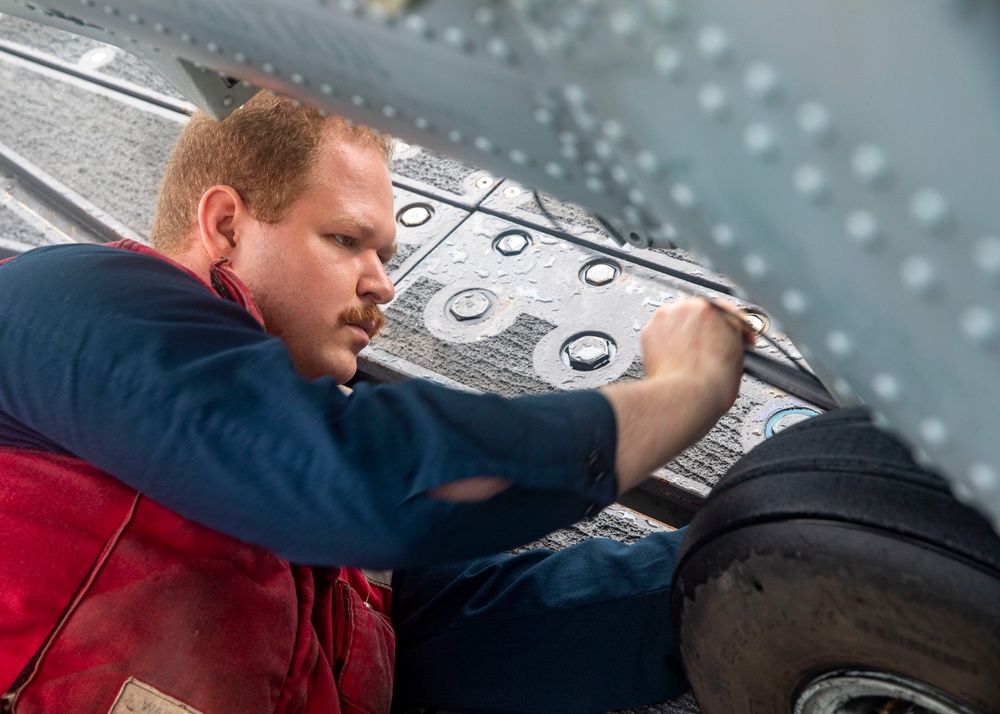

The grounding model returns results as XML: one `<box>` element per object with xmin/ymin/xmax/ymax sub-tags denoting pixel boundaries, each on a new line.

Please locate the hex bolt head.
<box><xmin>449</xmin><ymin>291</ymin><xmax>492</xmax><ymax>321</ymax></box>
<box><xmin>495</xmin><ymin>231</ymin><xmax>530</xmax><ymax>256</ymax></box>
<box><xmin>398</xmin><ymin>204</ymin><xmax>432</xmax><ymax>227</ymax></box>
<box><xmin>565</xmin><ymin>335</ymin><xmax>614</xmax><ymax>371</ymax></box>
<box><xmin>583</xmin><ymin>261</ymin><xmax>618</xmax><ymax>286</ymax></box>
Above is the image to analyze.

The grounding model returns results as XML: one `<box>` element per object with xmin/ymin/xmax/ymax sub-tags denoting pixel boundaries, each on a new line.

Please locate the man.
<box><xmin>0</xmin><ymin>92</ymin><xmax>751</xmax><ymax>713</ymax></box>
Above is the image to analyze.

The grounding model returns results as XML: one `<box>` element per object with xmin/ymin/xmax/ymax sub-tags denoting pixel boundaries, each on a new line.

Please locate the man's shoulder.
<box><xmin>0</xmin><ymin>242</ymin><xmax>204</xmax><ymax>297</ymax></box>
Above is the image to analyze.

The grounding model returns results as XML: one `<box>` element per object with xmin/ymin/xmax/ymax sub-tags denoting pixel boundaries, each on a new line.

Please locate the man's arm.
<box><xmin>0</xmin><ymin>245</ymin><xmax>745</xmax><ymax>568</ymax></box>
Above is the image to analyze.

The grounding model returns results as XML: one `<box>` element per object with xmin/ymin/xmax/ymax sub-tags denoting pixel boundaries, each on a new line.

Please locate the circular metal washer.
<box><xmin>397</xmin><ymin>203</ymin><xmax>434</xmax><ymax>227</ymax></box>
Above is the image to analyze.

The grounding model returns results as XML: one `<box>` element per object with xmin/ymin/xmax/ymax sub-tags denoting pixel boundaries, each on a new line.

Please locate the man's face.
<box><xmin>233</xmin><ymin>136</ymin><xmax>397</xmax><ymax>382</ymax></box>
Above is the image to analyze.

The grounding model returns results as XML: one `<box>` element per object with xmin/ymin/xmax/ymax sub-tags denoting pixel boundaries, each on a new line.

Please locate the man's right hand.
<box><xmin>600</xmin><ymin>297</ymin><xmax>754</xmax><ymax>494</ymax></box>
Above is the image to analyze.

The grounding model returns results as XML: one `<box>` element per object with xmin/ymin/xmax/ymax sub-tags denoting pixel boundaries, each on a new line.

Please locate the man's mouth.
<box><xmin>352</xmin><ymin>321</ymin><xmax>377</xmax><ymax>338</ymax></box>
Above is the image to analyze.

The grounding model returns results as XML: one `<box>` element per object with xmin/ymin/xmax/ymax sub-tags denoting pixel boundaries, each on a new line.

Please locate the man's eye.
<box><xmin>330</xmin><ymin>234</ymin><xmax>355</xmax><ymax>248</ymax></box>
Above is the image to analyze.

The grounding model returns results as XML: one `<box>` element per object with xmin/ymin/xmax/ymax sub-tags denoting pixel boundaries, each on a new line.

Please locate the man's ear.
<box><xmin>197</xmin><ymin>186</ymin><xmax>244</xmax><ymax>260</ymax></box>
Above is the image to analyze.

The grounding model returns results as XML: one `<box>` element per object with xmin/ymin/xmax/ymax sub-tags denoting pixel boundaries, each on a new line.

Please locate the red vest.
<box><xmin>0</xmin><ymin>242</ymin><xmax>395</xmax><ymax>713</ymax></box>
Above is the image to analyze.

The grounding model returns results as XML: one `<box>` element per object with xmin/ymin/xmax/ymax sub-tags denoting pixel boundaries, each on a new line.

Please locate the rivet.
<box><xmin>635</xmin><ymin>150</ymin><xmax>660</xmax><ymax>174</ymax></box>
<box><xmin>647</xmin><ymin>0</ymin><xmax>683</xmax><ymax>27</ymax></box>
<box><xmin>320</xmin><ymin>83</ymin><xmax>334</xmax><ymax>95</ymax></box>
<box><xmin>594</xmin><ymin>140</ymin><xmax>614</xmax><ymax>160</ymax></box>
<box><xmin>564</xmin><ymin>334</ymin><xmax>615</xmax><ymax>371</ymax></box>
<box><xmin>611</xmin><ymin>166</ymin><xmax>630</xmax><ymax>185</ymax></box>
<box><xmin>494</xmin><ymin>231</ymin><xmax>530</xmax><ymax>255</ymax></box>
<box><xmin>206</xmin><ymin>41</ymin><xmax>221</xmax><ymax>53</ymax></box>
<box><xmin>653</xmin><ymin>45</ymin><xmax>684</xmax><ymax>78</ymax></box>
<box><xmin>796</xmin><ymin>101</ymin><xmax>834</xmax><ymax>143</ymax></box>
<box><xmin>80</xmin><ymin>46</ymin><xmax>116</xmax><ymax>68</ymax></box>
<box><xmin>872</xmin><ymin>373</ymin><xmax>901</xmax><ymax>402</ymax></box>
<box><xmin>475</xmin><ymin>175</ymin><xmax>494</xmax><ymax>189</ymax></box>
<box><xmin>564</xmin><ymin>84</ymin><xmax>588</xmax><ymax>106</ymax></box>
<box><xmin>559</xmin><ymin>131</ymin><xmax>579</xmax><ymax>145</ymax></box>
<box><xmin>291</xmin><ymin>73</ymin><xmax>305</xmax><ymax>85</ymax></box>
<box><xmin>443</xmin><ymin>26</ymin><xmax>469</xmax><ymax>50</ymax></box>
<box><xmin>533</xmin><ymin>107</ymin><xmax>554</xmax><ymax>125</ymax></box>
<box><xmin>583</xmin><ymin>161</ymin><xmax>603</xmax><ymax>176</ymax></box>
<box><xmin>711</xmin><ymin>223</ymin><xmax>735</xmax><ymax>249</ymax></box>
<box><xmin>582</xmin><ymin>261</ymin><xmax>619</xmax><ymax>286</ymax></box>
<box><xmin>603</xmin><ymin>120</ymin><xmax>625</xmax><ymax>142</ymax></box>
<box><xmin>743</xmin><ymin>254</ymin><xmax>768</xmax><ymax>279</ymax></box>
<box><xmin>381</xmin><ymin>105</ymin><xmax>397</xmax><ymax>118</ymax></box>
<box><xmin>793</xmin><ymin>164</ymin><xmax>829</xmax><ymax>202</ymax></box>
<box><xmin>414</xmin><ymin>116</ymin><xmax>430</xmax><ymax>130</ymax></box>
<box><xmin>503</xmin><ymin>185</ymin><xmax>522</xmax><ymax>198</ymax></box>
<box><xmin>397</xmin><ymin>204</ymin><xmax>433</xmax><ymax>227</ymax></box>
<box><xmin>127</xmin><ymin>12</ymin><xmax>141</xmax><ymax>23</ymax></box>
<box><xmin>825</xmin><ymin>330</ymin><xmax>853</xmax><ymax>358</ymax></box>
<box><xmin>844</xmin><ymin>210</ymin><xmax>882</xmax><ymax>249</ymax></box>
<box><xmin>474</xmin><ymin>136</ymin><xmax>494</xmax><ymax>152</ymax></box>
<box><xmin>910</xmin><ymin>188</ymin><xmax>951</xmax><ymax>231</ymax></box>
<box><xmin>781</xmin><ymin>289</ymin><xmax>807</xmax><ymax>315</ymax></box>
<box><xmin>698</xmin><ymin>83</ymin><xmax>730</xmax><ymax>119</ymax></box>
<box><xmin>919</xmin><ymin>418</ymin><xmax>949</xmax><ymax>448</ymax></box>
<box><xmin>102</xmin><ymin>4</ymin><xmax>115</xmax><ymax>14</ymax></box>
<box><xmin>449</xmin><ymin>290</ymin><xmax>493</xmax><ymax>321</ymax></box>
<box><xmin>350</xmin><ymin>94</ymin><xmax>366</xmax><ymax>107</ymax></box>
<box><xmin>744</xmin><ymin>62</ymin><xmax>779</xmax><ymax>101</ymax></box>
<box><xmin>448</xmin><ymin>129</ymin><xmax>463</xmax><ymax>143</ymax></box>
<box><xmin>560</xmin><ymin>144</ymin><xmax>581</xmax><ymax>162</ymax></box>
<box><xmin>180</xmin><ymin>32</ymin><xmax>194</xmax><ymax>44</ymax></box>
<box><xmin>610</xmin><ymin>9</ymin><xmax>640</xmax><ymax>37</ymax></box>
<box><xmin>959</xmin><ymin>306</ymin><xmax>997</xmax><ymax>346</ymax></box>
<box><xmin>851</xmin><ymin>144</ymin><xmax>890</xmax><ymax>186</ymax></box>
<box><xmin>474</xmin><ymin>7</ymin><xmax>497</xmax><ymax>26</ymax></box>
<box><xmin>223</xmin><ymin>96</ymin><xmax>233</xmax><ymax>108</ymax></box>
<box><xmin>404</xmin><ymin>15</ymin><xmax>430</xmax><ymax>36</ymax></box>
<box><xmin>973</xmin><ymin>235</ymin><xmax>1000</xmax><ymax>275</ymax></box>
<box><xmin>744</xmin><ymin>123</ymin><xmax>778</xmax><ymax>160</ymax></box>
<box><xmin>262</xmin><ymin>62</ymin><xmax>276</xmax><ymax>74</ymax></box>
<box><xmin>969</xmin><ymin>463</ymin><xmax>998</xmax><ymax>494</ymax></box>
<box><xmin>153</xmin><ymin>22</ymin><xmax>166</xmax><ymax>33</ymax></box>
<box><xmin>234</xmin><ymin>52</ymin><xmax>248</xmax><ymax>64</ymax></box>
<box><xmin>509</xmin><ymin>149</ymin><xmax>529</xmax><ymax>165</ymax></box>
<box><xmin>900</xmin><ymin>255</ymin><xmax>938</xmax><ymax>295</ymax></box>
<box><xmin>671</xmin><ymin>182</ymin><xmax>697</xmax><ymax>209</ymax></box>
<box><xmin>487</xmin><ymin>38</ymin><xmax>513</xmax><ymax>62</ymax></box>
<box><xmin>832</xmin><ymin>378</ymin><xmax>855</xmax><ymax>400</ymax></box>
<box><xmin>628</xmin><ymin>188</ymin><xmax>647</xmax><ymax>206</ymax></box>
<box><xmin>545</xmin><ymin>162</ymin><xmax>567</xmax><ymax>179</ymax></box>
<box><xmin>585</xmin><ymin>176</ymin><xmax>606</xmax><ymax>193</ymax></box>
<box><xmin>697</xmin><ymin>25</ymin><xmax>731</xmax><ymax>64</ymax></box>
<box><xmin>623</xmin><ymin>206</ymin><xmax>643</xmax><ymax>225</ymax></box>
<box><xmin>870</xmin><ymin>411</ymin><xmax>892</xmax><ymax>431</ymax></box>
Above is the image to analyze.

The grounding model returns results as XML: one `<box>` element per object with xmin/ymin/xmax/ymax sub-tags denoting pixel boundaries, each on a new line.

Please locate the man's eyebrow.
<box><xmin>330</xmin><ymin>216</ymin><xmax>376</xmax><ymax>237</ymax></box>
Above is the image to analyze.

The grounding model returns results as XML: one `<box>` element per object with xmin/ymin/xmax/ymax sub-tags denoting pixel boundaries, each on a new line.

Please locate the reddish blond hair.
<box><xmin>151</xmin><ymin>91</ymin><xmax>393</xmax><ymax>254</ymax></box>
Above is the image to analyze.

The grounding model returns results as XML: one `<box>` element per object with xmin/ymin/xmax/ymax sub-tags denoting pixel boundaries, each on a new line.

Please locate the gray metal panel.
<box><xmin>4</xmin><ymin>0</ymin><xmax>990</xmax><ymax>525</ymax></box>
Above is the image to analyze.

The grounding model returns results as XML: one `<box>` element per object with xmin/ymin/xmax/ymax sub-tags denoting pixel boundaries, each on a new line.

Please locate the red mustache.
<box><xmin>339</xmin><ymin>303</ymin><xmax>386</xmax><ymax>339</ymax></box>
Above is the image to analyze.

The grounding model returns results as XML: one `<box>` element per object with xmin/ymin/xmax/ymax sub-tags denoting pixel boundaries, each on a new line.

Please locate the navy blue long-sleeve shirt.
<box><xmin>0</xmin><ymin>244</ymin><xmax>619</xmax><ymax>568</ymax></box>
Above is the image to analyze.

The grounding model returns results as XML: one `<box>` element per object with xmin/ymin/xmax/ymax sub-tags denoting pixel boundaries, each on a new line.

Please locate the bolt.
<box><xmin>398</xmin><ymin>205</ymin><xmax>432</xmax><ymax>227</ymax></box>
<box><xmin>475</xmin><ymin>176</ymin><xmax>495</xmax><ymax>189</ymax></box>
<box><xmin>583</xmin><ymin>262</ymin><xmax>618</xmax><ymax>286</ymax></box>
<box><xmin>495</xmin><ymin>232</ymin><xmax>530</xmax><ymax>256</ymax></box>
<box><xmin>449</xmin><ymin>291</ymin><xmax>492</xmax><ymax>321</ymax></box>
<box><xmin>503</xmin><ymin>185</ymin><xmax>522</xmax><ymax>199</ymax></box>
<box><xmin>565</xmin><ymin>335</ymin><xmax>614</xmax><ymax>371</ymax></box>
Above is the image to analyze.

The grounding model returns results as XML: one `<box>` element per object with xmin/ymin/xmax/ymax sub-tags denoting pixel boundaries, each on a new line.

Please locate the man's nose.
<box><xmin>359</xmin><ymin>255</ymin><xmax>395</xmax><ymax>304</ymax></box>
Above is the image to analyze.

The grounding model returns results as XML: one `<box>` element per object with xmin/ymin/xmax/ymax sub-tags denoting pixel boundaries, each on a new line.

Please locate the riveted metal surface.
<box><xmin>387</xmin><ymin>185</ymin><xmax>470</xmax><ymax>281</ymax></box>
<box><xmin>368</xmin><ymin>209</ymin><xmax>825</xmax><ymax>496</ymax></box>
<box><xmin>391</xmin><ymin>142</ymin><xmax>499</xmax><ymax>208</ymax></box>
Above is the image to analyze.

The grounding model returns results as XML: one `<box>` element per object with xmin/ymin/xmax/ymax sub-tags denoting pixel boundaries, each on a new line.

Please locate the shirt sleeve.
<box><xmin>0</xmin><ymin>245</ymin><xmax>619</xmax><ymax>568</ymax></box>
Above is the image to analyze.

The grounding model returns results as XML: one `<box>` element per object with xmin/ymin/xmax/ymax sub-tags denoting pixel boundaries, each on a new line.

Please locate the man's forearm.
<box><xmin>601</xmin><ymin>374</ymin><xmax>732</xmax><ymax>494</ymax></box>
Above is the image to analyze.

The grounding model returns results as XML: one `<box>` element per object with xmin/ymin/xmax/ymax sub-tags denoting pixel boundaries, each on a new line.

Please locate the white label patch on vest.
<box><xmin>107</xmin><ymin>677</ymin><xmax>205</xmax><ymax>714</ymax></box>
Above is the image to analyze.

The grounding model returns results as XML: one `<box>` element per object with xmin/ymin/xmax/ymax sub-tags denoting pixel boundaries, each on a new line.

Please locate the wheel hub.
<box><xmin>794</xmin><ymin>671</ymin><xmax>981</xmax><ymax>714</ymax></box>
